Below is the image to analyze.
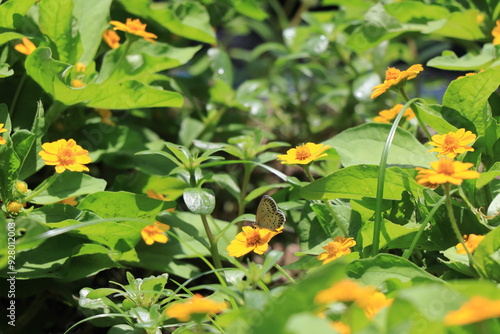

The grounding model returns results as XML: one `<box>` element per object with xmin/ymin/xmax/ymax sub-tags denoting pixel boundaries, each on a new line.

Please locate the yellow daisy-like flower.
<box><xmin>141</xmin><ymin>221</ymin><xmax>170</xmax><ymax>245</ymax></box>
<box><xmin>455</xmin><ymin>234</ymin><xmax>485</xmax><ymax>255</ymax></box>
<box><xmin>428</xmin><ymin>128</ymin><xmax>476</xmax><ymax>159</ymax></box>
<box><xmin>145</xmin><ymin>189</ymin><xmax>175</xmax><ymax>212</ymax></box>
<box><xmin>355</xmin><ymin>290</ymin><xmax>394</xmax><ymax>319</ymax></box>
<box><xmin>371</xmin><ymin>64</ymin><xmax>424</xmax><ymax>99</ymax></box>
<box><xmin>444</xmin><ymin>296</ymin><xmax>500</xmax><ymax>326</ymax></box>
<box><xmin>103</xmin><ymin>29</ymin><xmax>120</xmax><ymax>49</ymax></box>
<box><xmin>415</xmin><ymin>158</ymin><xmax>480</xmax><ymax>187</ymax></box>
<box><xmin>315</xmin><ymin>279</ymin><xmax>368</xmax><ymax>304</ymax></box>
<box><xmin>58</xmin><ymin>196</ymin><xmax>78</xmax><ymax>206</ymax></box>
<box><xmin>14</xmin><ymin>38</ymin><xmax>36</xmax><ymax>55</ymax></box>
<box><xmin>373</xmin><ymin>104</ymin><xmax>416</xmax><ymax>123</ymax></box>
<box><xmin>110</xmin><ymin>18</ymin><xmax>158</xmax><ymax>43</ymax></box>
<box><xmin>71</xmin><ymin>79</ymin><xmax>86</xmax><ymax>88</ymax></box>
<box><xmin>226</xmin><ymin>226</ymin><xmax>280</xmax><ymax>257</ymax></box>
<box><xmin>39</xmin><ymin>139</ymin><xmax>91</xmax><ymax>173</ymax></box>
<box><xmin>166</xmin><ymin>294</ymin><xmax>227</xmax><ymax>322</ymax></box>
<box><xmin>317</xmin><ymin>236</ymin><xmax>356</xmax><ymax>265</ymax></box>
<box><xmin>277</xmin><ymin>142</ymin><xmax>330</xmax><ymax>165</ymax></box>
<box><xmin>492</xmin><ymin>20</ymin><xmax>500</xmax><ymax>45</ymax></box>
<box><xmin>0</xmin><ymin>123</ymin><xmax>8</xmax><ymax>145</ymax></box>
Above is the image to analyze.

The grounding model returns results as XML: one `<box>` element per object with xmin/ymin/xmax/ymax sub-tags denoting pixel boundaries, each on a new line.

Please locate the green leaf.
<box><xmin>346</xmin><ymin>254</ymin><xmax>443</xmax><ymax>286</ymax></box>
<box><xmin>0</xmin><ymin>63</ymin><xmax>13</xmax><ymax>78</ymax></box>
<box><xmin>441</xmin><ymin>68</ymin><xmax>500</xmax><ymax>136</ymax></box>
<box><xmin>183</xmin><ymin>188</ymin><xmax>215</xmax><ymax>215</ymax></box>
<box><xmin>441</xmin><ymin>247</ymin><xmax>476</xmax><ymax>277</ymax></box>
<box><xmin>118</xmin><ymin>0</ymin><xmax>216</xmax><ymax>44</ymax></box>
<box><xmin>233</xmin><ymin>0</ymin><xmax>268</xmax><ymax>20</ymax></box>
<box><xmin>425</xmin><ymin>9</ymin><xmax>485</xmax><ymax>40</ymax></box>
<box><xmin>415</xmin><ymin>103</ymin><xmax>457</xmax><ymax>134</ymax></box>
<box><xmin>0</xmin><ymin>0</ymin><xmax>34</xmax><ymax>29</ymax></box>
<box><xmin>324</xmin><ymin>123</ymin><xmax>435</xmax><ymax>168</ymax></box>
<box><xmin>38</xmin><ymin>0</ymin><xmax>81</xmax><ymax>63</ymax></box>
<box><xmin>477</xmin><ymin>162</ymin><xmax>500</xmax><ymax>189</ymax></box>
<box><xmin>360</xmin><ymin>219</ymin><xmax>420</xmax><ymax>250</ymax></box>
<box><xmin>300</xmin><ymin>165</ymin><xmax>422</xmax><ymax>201</ymax></box>
<box><xmin>474</xmin><ymin>227</ymin><xmax>500</xmax><ymax>282</ymax></box>
<box><xmin>427</xmin><ymin>44</ymin><xmax>497</xmax><ymax>71</ymax></box>
<box><xmin>0</xmin><ymin>32</ymin><xmax>24</xmax><ymax>46</ymax></box>
<box><xmin>26</xmin><ymin>47</ymin><xmax>184</xmax><ymax>109</ymax></box>
<box><xmin>30</xmin><ymin>172</ymin><xmax>107</xmax><ymax>205</ymax></box>
<box><xmin>73</xmin><ymin>0</ymin><xmax>113</xmax><ymax>64</ymax></box>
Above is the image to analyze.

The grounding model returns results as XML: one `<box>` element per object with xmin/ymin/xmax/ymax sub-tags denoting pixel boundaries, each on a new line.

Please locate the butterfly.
<box><xmin>253</xmin><ymin>195</ymin><xmax>286</xmax><ymax>231</ymax></box>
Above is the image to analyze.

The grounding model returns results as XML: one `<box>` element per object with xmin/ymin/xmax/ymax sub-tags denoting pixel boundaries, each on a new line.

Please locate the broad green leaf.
<box><xmin>346</xmin><ymin>254</ymin><xmax>443</xmax><ymax>286</ymax></box>
<box><xmin>324</xmin><ymin>123</ymin><xmax>435</xmax><ymax>168</ymax></box>
<box><xmin>360</xmin><ymin>219</ymin><xmax>420</xmax><ymax>250</ymax></box>
<box><xmin>300</xmin><ymin>165</ymin><xmax>423</xmax><ymax>201</ymax></box>
<box><xmin>424</xmin><ymin>10</ymin><xmax>485</xmax><ymax>40</ymax></box>
<box><xmin>77</xmin><ymin>191</ymin><xmax>175</xmax><ymax>221</ymax></box>
<box><xmin>0</xmin><ymin>32</ymin><xmax>24</xmax><ymax>46</ymax></box>
<box><xmin>118</xmin><ymin>0</ymin><xmax>216</xmax><ymax>44</ymax></box>
<box><xmin>0</xmin><ymin>0</ymin><xmax>34</xmax><ymax>29</ymax></box>
<box><xmin>208</xmin><ymin>48</ymin><xmax>233</xmax><ymax>86</ymax></box>
<box><xmin>39</xmin><ymin>0</ymin><xmax>81</xmax><ymax>63</ymax></box>
<box><xmin>474</xmin><ymin>227</ymin><xmax>500</xmax><ymax>282</ymax></box>
<box><xmin>73</xmin><ymin>0</ymin><xmax>113</xmax><ymax>64</ymax></box>
<box><xmin>441</xmin><ymin>247</ymin><xmax>476</xmax><ymax>277</ymax></box>
<box><xmin>26</xmin><ymin>47</ymin><xmax>184</xmax><ymax>109</ymax></box>
<box><xmin>183</xmin><ymin>188</ymin><xmax>216</xmax><ymax>215</ymax></box>
<box><xmin>385</xmin><ymin>1</ymin><xmax>449</xmax><ymax>22</ymax></box>
<box><xmin>427</xmin><ymin>44</ymin><xmax>497</xmax><ymax>71</ymax></box>
<box><xmin>233</xmin><ymin>0</ymin><xmax>268</xmax><ymax>20</ymax></box>
<box><xmin>30</xmin><ymin>172</ymin><xmax>107</xmax><ymax>205</ymax></box>
<box><xmin>442</xmin><ymin>67</ymin><xmax>500</xmax><ymax>136</ymax></box>
<box><xmin>477</xmin><ymin>162</ymin><xmax>500</xmax><ymax>189</ymax></box>
<box><xmin>415</xmin><ymin>103</ymin><xmax>457</xmax><ymax>134</ymax></box>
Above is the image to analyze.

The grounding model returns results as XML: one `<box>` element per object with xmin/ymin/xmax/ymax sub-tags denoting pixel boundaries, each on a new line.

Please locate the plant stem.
<box><xmin>10</xmin><ymin>73</ymin><xmax>27</xmax><ymax>116</ymax></box>
<box><xmin>237</xmin><ymin>163</ymin><xmax>253</xmax><ymax>231</ymax></box>
<box><xmin>274</xmin><ymin>263</ymin><xmax>296</xmax><ymax>283</ymax></box>
<box><xmin>200</xmin><ymin>214</ymin><xmax>223</xmax><ymax>269</ymax></box>
<box><xmin>22</xmin><ymin>173</ymin><xmax>60</xmax><ymax>202</ymax></box>
<box><xmin>399</xmin><ymin>88</ymin><xmax>432</xmax><ymax>141</ymax></box>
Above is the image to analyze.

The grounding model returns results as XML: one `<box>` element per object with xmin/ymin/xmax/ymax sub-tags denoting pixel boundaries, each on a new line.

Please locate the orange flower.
<box><xmin>58</xmin><ymin>196</ymin><xmax>78</xmax><ymax>206</ymax></box>
<box><xmin>226</xmin><ymin>226</ymin><xmax>280</xmax><ymax>257</ymax></box>
<box><xmin>95</xmin><ymin>109</ymin><xmax>115</xmax><ymax>126</ymax></box>
<box><xmin>428</xmin><ymin>128</ymin><xmax>476</xmax><ymax>158</ymax></box>
<box><xmin>492</xmin><ymin>20</ymin><xmax>500</xmax><ymax>45</ymax></box>
<box><xmin>371</xmin><ymin>64</ymin><xmax>423</xmax><ymax>99</ymax></box>
<box><xmin>457</xmin><ymin>70</ymin><xmax>484</xmax><ymax>79</ymax></box>
<box><xmin>444</xmin><ymin>296</ymin><xmax>500</xmax><ymax>326</ymax></box>
<box><xmin>415</xmin><ymin>159</ymin><xmax>480</xmax><ymax>187</ymax></box>
<box><xmin>0</xmin><ymin>123</ymin><xmax>8</xmax><ymax>145</ymax></box>
<box><xmin>141</xmin><ymin>221</ymin><xmax>170</xmax><ymax>245</ymax></box>
<box><xmin>71</xmin><ymin>79</ymin><xmax>86</xmax><ymax>88</ymax></box>
<box><xmin>455</xmin><ymin>234</ymin><xmax>485</xmax><ymax>254</ymax></box>
<box><xmin>14</xmin><ymin>38</ymin><xmax>36</xmax><ymax>55</ymax></box>
<box><xmin>39</xmin><ymin>139</ymin><xmax>91</xmax><ymax>173</ymax></box>
<box><xmin>317</xmin><ymin>237</ymin><xmax>356</xmax><ymax>264</ymax></box>
<box><xmin>330</xmin><ymin>321</ymin><xmax>351</xmax><ymax>334</ymax></box>
<box><xmin>75</xmin><ymin>62</ymin><xmax>86</xmax><ymax>73</ymax></box>
<box><xmin>7</xmin><ymin>201</ymin><xmax>23</xmax><ymax>214</ymax></box>
<box><xmin>373</xmin><ymin>104</ymin><xmax>416</xmax><ymax>123</ymax></box>
<box><xmin>110</xmin><ymin>18</ymin><xmax>157</xmax><ymax>43</ymax></box>
<box><xmin>315</xmin><ymin>279</ymin><xmax>368</xmax><ymax>304</ymax></box>
<box><xmin>103</xmin><ymin>29</ymin><xmax>120</xmax><ymax>49</ymax></box>
<box><xmin>277</xmin><ymin>142</ymin><xmax>330</xmax><ymax>165</ymax></box>
<box><xmin>355</xmin><ymin>290</ymin><xmax>393</xmax><ymax>319</ymax></box>
<box><xmin>166</xmin><ymin>294</ymin><xmax>227</xmax><ymax>322</ymax></box>
<box><xmin>145</xmin><ymin>189</ymin><xmax>175</xmax><ymax>212</ymax></box>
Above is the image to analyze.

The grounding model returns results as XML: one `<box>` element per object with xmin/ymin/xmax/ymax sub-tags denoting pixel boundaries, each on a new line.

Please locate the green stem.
<box><xmin>201</xmin><ymin>214</ymin><xmax>223</xmax><ymax>269</ymax></box>
<box><xmin>274</xmin><ymin>263</ymin><xmax>296</xmax><ymax>283</ymax></box>
<box><xmin>303</xmin><ymin>164</ymin><xmax>348</xmax><ymax>237</ymax></box>
<box><xmin>22</xmin><ymin>173</ymin><xmax>60</xmax><ymax>202</ymax></box>
<box><xmin>458</xmin><ymin>187</ymin><xmax>491</xmax><ymax>230</ymax></box>
<box><xmin>443</xmin><ymin>184</ymin><xmax>484</xmax><ymax>276</ymax></box>
<box><xmin>402</xmin><ymin>191</ymin><xmax>453</xmax><ymax>260</ymax></box>
<box><xmin>399</xmin><ymin>88</ymin><xmax>432</xmax><ymax>141</ymax></box>
<box><xmin>237</xmin><ymin>163</ymin><xmax>253</xmax><ymax>231</ymax></box>
<box><xmin>10</xmin><ymin>73</ymin><xmax>27</xmax><ymax>116</ymax></box>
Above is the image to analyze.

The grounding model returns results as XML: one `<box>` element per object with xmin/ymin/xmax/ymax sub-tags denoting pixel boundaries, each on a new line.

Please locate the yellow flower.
<box><xmin>330</xmin><ymin>321</ymin><xmax>351</xmax><ymax>334</ymax></box>
<box><xmin>315</xmin><ymin>279</ymin><xmax>368</xmax><ymax>304</ymax></box>
<box><xmin>141</xmin><ymin>221</ymin><xmax>170</xmax><ymax>245</ymax></box>
<box><xmin>103</xmin><ymin>29</ymin><xmax>120</xmax><ymax>49</ymax></box>
<box><xmin>444</xmin><ymin>296</ymin><xmax>500</xmax><ymax>326</ymax></box>
<box><xmin>71</xmin><ymin>79</ymin><xmax>86</xmax><ymax>88</ymax></box>
<box><xmin>14</xmin><ymin>38</ymin><xmax>36</xmax><ymax>55</ymax></box>
<box><xmin>455</xmin><ymin>234</ymin><xmax>485</xmax><ymax>254</ymax></box>
<box><xmin>39</xmin><ymin>139</ymin><xmax>92</xmax><ymax>173</ymax></box>
<box><xmin>355</xmin><ymin>290</ymin><xmax>393</xmax><ymax>319</ymax></box>
<box><xmin>145</xmin><ymin>189</ymin><xmax>175</xmax><ymax>212</ymax></box>
<box><xmin>110</xmin><ymin>18</ymin><xmax>157</xmax><ymax>43</ymax></box>
<box><xmin>58</xmin><ymin>196</ymin><xmax>78</xmax><ymax>206</ymax></box>
<box><xmin>226</xmin><ymin>226</ymin><xmax>280</xmax><ymax>257</ymax></box>
<box><xmin>14</xmin><ymin>181</ymin><xmax>28</xmax><ymax>195</ymax></box>
<box><xmin>371</xmin><ymin>64</ymin><xmax>423</xmax><ymax>99</ymax></box>
<box><xmin>317</xmin><ymin>236</ymin><xmax>356</xmax><ymax>265</ymax></box>
<box><xmin>373</xmin><ymin>104</ymin><xmax>416</xmax><ymax>123</ymax></box>
<box><xmin>492</xmin><ymin>20</ymin><xmax>500</xmax><ymax>45</ymax></box>
<box><xmin>75</xmin><ymin>62</ymin><xmax>86</xmax><ymax>73</ymax></box>
<box><xmin>95</xmin><ymin>108</ymin><xmax>115</xmax><ymax>126</ymax></box>
<box><xmin>415</xmin><ymin>158</ymin><xmax>480</xmax><ymax>187</ymax></box>
<box><xmin>457</xmin><ymin>69</ymin><xmax>484</xmax><ymax>79</ymax></box>
<box><xmin>166</xmin><ymin>294</ymin><xmax>227</xmax><ymax>322</ymax></box>
<box><xmin>0</xmin><ymin>123</ymin><xmax>8</xmax><ymax>145</ymax></box>
<box><xmin>7</xmin><ymin>201</ymin><xmax>23</xmax><ymax>214</ymax></box>
<box><xmin>428</xmin><ymin>128</ymin><xmax>476</xmax><ymax>158</ymax></box>
<box><xmin>277</xmin><ymin>142</ymin><xmax>330</xmax><ymax>165</ymax></box>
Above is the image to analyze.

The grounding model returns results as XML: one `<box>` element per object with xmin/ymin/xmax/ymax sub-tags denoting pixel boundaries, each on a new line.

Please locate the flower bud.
<box><xmin>7</xmin><ymin>201</ymin><xmax>23</xmax><ymax>214</ymax></box>
<box><xmin>14</xmin><ymin>181</ymin><xmax>29</xmax><ymax>195</ymax></box>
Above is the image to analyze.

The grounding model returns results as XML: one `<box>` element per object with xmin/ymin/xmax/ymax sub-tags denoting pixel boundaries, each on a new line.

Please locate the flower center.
<box><xmin>385</xmin><ymin>68</ymin><xmax>400</xmax><ymax>81</ymax></box>
<box><xmin>246</xmin><ymin>231</ymin><xmax>261</xmax><ymax>246</ymax></box>
<box><xmin>295</xmin><ymin>146</ymin><xmax>312</xmax><ymax>160</ymax></box>
<box><xmin>437</xmin><ymin>159</ymin><xmax>455</xmax><ymax>175</ymax></box>
<box><xmin>58</xmin><ymin>148</ymin><xmax>76</xmax><ymax>166</ymax></box>
<box><xmin>128</xmin><ymin>19</ymin><xmax>145</xmax><ymax>32</ymax></box>
<box><xmin>443</xmin><ymin>135</ymin><xmax>459</xmax><ymax>149</ymax></box>
<box><xmin>327</xmin><ymin>243</ymin><xmax>340</xmax><ymax>253</ymax></box>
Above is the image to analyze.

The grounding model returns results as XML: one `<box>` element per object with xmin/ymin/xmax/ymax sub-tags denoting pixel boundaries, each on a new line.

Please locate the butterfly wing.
<box><xmin>255</xmin><ymin>195</ymin><xmax>286</xmax><ymax>231</ymax></box>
